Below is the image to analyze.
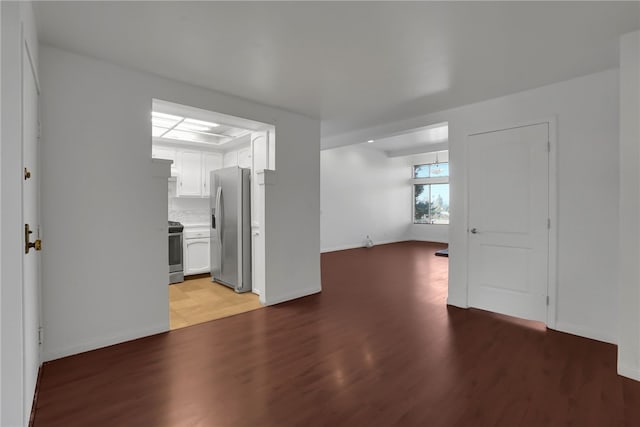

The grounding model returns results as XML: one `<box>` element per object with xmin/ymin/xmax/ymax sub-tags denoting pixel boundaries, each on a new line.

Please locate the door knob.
<box><xmin>25</xmin><ymin>224</ymin><xmax>42</xmax><ymax>254</ymax></box>
<box><xmin>470</xmin><ymin>228</ymin><xmax>478</xmax><ymax>234</ymax></box>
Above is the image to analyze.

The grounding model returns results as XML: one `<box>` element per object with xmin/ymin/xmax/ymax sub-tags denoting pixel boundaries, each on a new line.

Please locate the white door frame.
<box><xmin>21</xmin><ymin>24</ymin><xmax>42</xmax><ymax>424</ymax></box>
<box><xmin>463</xmin><ymin>117</ymin><xmax>558</xmax><ymax>329</ymax></box>
<box><xmin>1</xmin><ymin>5</ymin><xmax>42</xmax><ymax>424</ymax></box>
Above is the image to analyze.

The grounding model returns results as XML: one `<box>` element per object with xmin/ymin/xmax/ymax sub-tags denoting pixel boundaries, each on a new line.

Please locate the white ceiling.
<box><xmin>34</xmin><ymin>2</ymin><xmax>640</xmax><ymax>141</ymax></box>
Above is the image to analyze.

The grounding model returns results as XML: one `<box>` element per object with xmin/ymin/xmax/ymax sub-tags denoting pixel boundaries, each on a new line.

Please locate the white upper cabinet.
<box><xmin>224</xmin><ymin>151</ymin><xmax>238</xmax><ymax>167</ymax></box>
<box><xmin>203</xmin><ymin>152</ymin><xmax>223</xmax><ymax>197</ymax></box>
<box><xmin>222</xmin><ymin>146</ymin><xmax>251</xmax><ymax>169</ymax></box>
<box><xmin>238</xmin><ymin>147</ymin><xmax>251</xmax><ymax>168</ymax></box>
<box><xmin>153</xmin><ymin>143</ymin><xmax>250</xmax><ymax>198</ymax></box>
<box><xmin>177</xmin><ymin>150</ymin><xmax>203</xmax><ymax>197</ymax></box>
<box><xmin>173</xmin><ymin>149</ymin><xmax>224</xmax><ymax>198</ymax></box>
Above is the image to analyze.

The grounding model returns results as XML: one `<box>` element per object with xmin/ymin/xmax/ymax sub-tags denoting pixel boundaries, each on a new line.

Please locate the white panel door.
<box><xmin>178</xmin><ymin>150</ymin><xmax>202</xmax><ymax>196</ymax></box>
<box><xmin>251</xmin><ymin>131</ymin><xmax>269</xmax><ymax>296</ymax></box>
<box><xmin>468</xmin><ymin>123</ymin><xmax>549</xmax><ymax>322</ymax></box>
<box><xmin>22</xmin><ymin>39</ymin><xmax>42</xmax><ymax>424</ymax></box>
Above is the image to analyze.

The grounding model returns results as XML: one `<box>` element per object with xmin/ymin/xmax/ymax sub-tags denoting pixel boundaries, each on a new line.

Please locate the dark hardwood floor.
<box><xmin>33</xmin><ymin>241</ymin><xmax>640</xmax><ymax>426</ymax></box>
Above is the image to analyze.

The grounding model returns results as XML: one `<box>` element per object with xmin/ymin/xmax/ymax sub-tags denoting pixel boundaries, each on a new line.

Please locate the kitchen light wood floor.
<box><xmin>169</xmin><ymin>276</ymin><xmax>263</xmax><ymax>329</ymax></box>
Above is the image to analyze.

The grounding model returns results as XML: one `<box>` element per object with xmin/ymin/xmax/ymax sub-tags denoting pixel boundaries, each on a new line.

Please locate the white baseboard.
<box><xmin>321</xmin><ymin>243</ymin><xmax>363</xmax><ymax>253</ymax></box>
<box><xmin>320</xmin><ymin>239</ymin><xmax>405</xmax><ymax>254</ymax></box>
<box><xmin>43</xmin><ymin>322</ymin><xmax>169</xmax><ymax>362</ymax></box>
<box><xmin>263</xmin><ymin>286</ymin><xmax>322</xmax><ymax>306</ymax></box>
<box><xmin>618</xmin><ymin>362</ymin><xmax>640</xmax><ymax>381</ymax></box>
<box><xmin>375</xmin><ymin>239</ymin><xmax>408</xmax><ymax>246</ymax></box>
<box><xmin>553</xmin><ymin>321</ymin><xmax>616</xmax><ymax>345</ymax></box>
<box><xmin>409</xmin><ymin>237</ymin><xmax>449</xmax><ymax>244</ymax></box>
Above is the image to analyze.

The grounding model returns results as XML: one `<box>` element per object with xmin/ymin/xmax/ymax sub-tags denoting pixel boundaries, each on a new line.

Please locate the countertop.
<box><xmin>182</xmin><ymin>223</ymin><xmax>209</xmax><ymax>229</ymax></box>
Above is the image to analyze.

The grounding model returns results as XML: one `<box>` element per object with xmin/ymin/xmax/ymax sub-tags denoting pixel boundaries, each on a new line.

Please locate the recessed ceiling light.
<box><xmin>164</xmin><ymin>129</ymin><xmax>207</xmax><ymax>143</ymax></box>
<box><xmin>183</xmin><ymin>118</ymin><xmax>219</xmax><ymax>128</ymax></box>
<box><xmin>176</xmin><ymin>122</ymin><xmax>215</xmax><ymax>132</ymax></box>
<box><xmin>367</xmin><ymin>140</ymin><xmax>375</xmax><ymax>143</ymax></box>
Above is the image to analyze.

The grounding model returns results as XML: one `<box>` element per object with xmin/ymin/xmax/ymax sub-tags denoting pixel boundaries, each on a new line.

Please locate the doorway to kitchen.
<box><xmin>151</xmin><ymin>99</ymin><xmax>275</xmax><ymax>329</ymax></box>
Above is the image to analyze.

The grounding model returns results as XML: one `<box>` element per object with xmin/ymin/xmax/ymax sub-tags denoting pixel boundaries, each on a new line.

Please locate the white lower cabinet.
<box><xmin>184</xmin><ymin>231</ymin><xmax>210</xmax><ymax>275</ymax></box>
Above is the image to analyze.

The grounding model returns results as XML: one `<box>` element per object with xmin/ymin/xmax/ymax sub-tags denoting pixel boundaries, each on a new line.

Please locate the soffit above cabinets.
<box><xmin>363</xmin><ymin>122</ymin><xmax>449</xmax><ymax>158</ymax></box>
<box><xmin>152</xmin><ymin>99</ymin><xmax>265</xmax><ymax>147</ymax></box>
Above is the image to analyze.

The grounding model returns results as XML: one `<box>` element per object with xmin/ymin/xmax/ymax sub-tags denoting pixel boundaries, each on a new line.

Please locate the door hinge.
<box><xmin>38</xmin><ymin>326</ymin><xmax>44</xmax><ymax>345</ymax></box>
<box><xmin>547</xmin><ymin>141</ymin><xmax>551</xmax><ymax>153</ymax></box>
<box><xmin>546</xmin><ymin>296</ymin><xmax>550</xmax><ymax>306</ymax></box>
<box><xmin>547</xmin><ymin>218</ymin><xmax>551</xmax><ymax>229</ymax></box>
<box><xmin>38</xmin><ymin>121</ymin><xmax>42</xmax><ymax>140</ymax></box>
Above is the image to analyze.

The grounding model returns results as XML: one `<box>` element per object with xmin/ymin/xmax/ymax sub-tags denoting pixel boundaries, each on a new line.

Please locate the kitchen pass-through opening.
<box><xmin>151</xmin><ymin>99</ymin><xmax>275</xmax><ymax>330</ymax></box>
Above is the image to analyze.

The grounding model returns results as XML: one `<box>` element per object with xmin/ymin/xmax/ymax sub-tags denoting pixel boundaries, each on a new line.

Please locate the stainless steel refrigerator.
<box><xmin>210</xmin><ymin>166</ymin><xmax>252</xmax><ymax>293</ymax></box>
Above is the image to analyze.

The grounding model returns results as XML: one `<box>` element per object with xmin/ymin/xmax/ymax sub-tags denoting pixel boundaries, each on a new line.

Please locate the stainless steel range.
<box><xmin>168</xmin><ymin>221</ymin><xmax>184</xmax><ymax>284</ymax></box>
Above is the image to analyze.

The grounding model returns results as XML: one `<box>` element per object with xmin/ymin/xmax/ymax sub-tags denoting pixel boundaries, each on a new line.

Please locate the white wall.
<box><xmin>323</xmin><ymin>69</ymin><xmax>620</xmax><ymax>344</ymax></box>
<box><xmin>39</xmin><ymin>45</ymin><xmax>321</xmax><ymax>360</ymax></box>
<box><xmin>1</xmin><ymin>2</ymin><xmax>39</xmax><ymax>425</ymax></box>
<box><xmin>618</xmin><ymin>31</ymin><xmax>640</xmax><ymax>381</ymax></box>
<box><xmin>320</xmin><ymin>146</ymin><xmax>449</xmax><ymax>252</ymax></box>
<box><xmin>452</xmin><ymin>70</ymin><xmax>619</xmax><ymax>345</ymax></box>
<box><xmin>320</xmin><ymin>144</ymin><xmax>408</xmax><ymax>252</ymax></box>
<box><xmin>261</xmin><ymin>117</ymin><xmax>320</xmax><ymax>304</ymax></box>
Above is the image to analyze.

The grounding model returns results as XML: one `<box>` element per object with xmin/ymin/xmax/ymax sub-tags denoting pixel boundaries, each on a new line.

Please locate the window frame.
<box><xmin>412</xmin><ymin>161</ymin><xmax>450</xmax><ymax>225</ymax></box>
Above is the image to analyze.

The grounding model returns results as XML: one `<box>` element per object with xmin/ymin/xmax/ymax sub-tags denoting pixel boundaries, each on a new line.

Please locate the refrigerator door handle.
<box><xmin>215</xmin><ymin>186</ymin><xmax>223</xmax><ymax>247</ymax></box>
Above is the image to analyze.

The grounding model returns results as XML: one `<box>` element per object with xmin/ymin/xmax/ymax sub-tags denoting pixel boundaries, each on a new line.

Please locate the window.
<box><xmin>413</xmin><ymin>159</ymin><xmax>449</xmax><ymax>224</ymax></box>
<box><xmin>413</xmin><ymin>162</ymin><xmax>449</xmax><ymax>179</ymax></box>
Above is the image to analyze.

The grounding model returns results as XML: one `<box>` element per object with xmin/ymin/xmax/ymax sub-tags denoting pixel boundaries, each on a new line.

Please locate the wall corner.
<box><xmin>617</xmin><ymin>30</ymin><xmax>640</xmax><ymax>381</ymax></box>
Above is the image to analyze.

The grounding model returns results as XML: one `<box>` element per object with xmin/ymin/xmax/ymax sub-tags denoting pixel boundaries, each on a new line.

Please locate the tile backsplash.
<box><xmin>169</xmin><ymin>207</ymin><xmax>209</xmax><ymax>225</ymax></box>
<box><xmin>168</xmin><ymin>183</ymin><xmax>209</xmax><ymax>225</ymax></box>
